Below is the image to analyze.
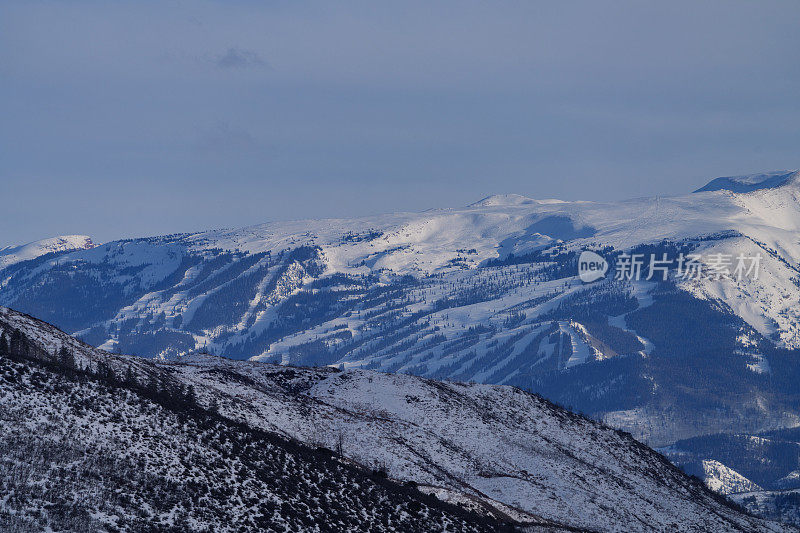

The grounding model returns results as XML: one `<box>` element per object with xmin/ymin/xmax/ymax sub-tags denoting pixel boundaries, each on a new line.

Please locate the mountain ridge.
<box><xmin>0</xmin><ymin>305</ymin><xmax>790</xmax><ymax>532</ymax></box>
<box><xmin>0</xmin><ymin>234</ymin><xmax>95</xmax><ymax>270</ymax></box>
<box><xmin>0</xmin><ymin>306</ymin><xmax>514</xmax><ymax>532</ymax></box>
<box><xmin>694</xmin><ymin>170</ymin><xmax>800</xmax><ymax>194</ymax></box>
<box><xmin>2</xmin><ymin>171</ymin><xmax>800</xmax><ymax>486</ymax></box>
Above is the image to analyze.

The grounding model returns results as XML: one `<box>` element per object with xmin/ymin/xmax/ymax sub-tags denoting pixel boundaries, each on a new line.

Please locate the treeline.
<box><xmin>0</xmin><ymin>327</ymin><xmax>201</xmax><ymax>415</ymax></box>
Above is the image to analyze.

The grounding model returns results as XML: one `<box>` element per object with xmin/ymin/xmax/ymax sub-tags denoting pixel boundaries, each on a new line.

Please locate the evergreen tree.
<box><xmin>0</xmin><ymin>333</ymin><xmax>8</xmax><ymax>356</ymax></box>
<box><xmin>184</xmin><ymin>385</ymin><xmax>197</xmax><ymax>406</ymax></box>
<box><xmin>10</xmin><ymin>328</ymin><xmax>25</xmax><ymax>358</ymax></box>
<box><xmin>124</xmin><ymin>365</ymin><xmax>137</xmax><ymax>387</ymax></box>
<box><xmin>95</xmin><ymin>360</ymin><xmax>118</xmax><ymax>384</ymax></box>
<box><xmin>95</xmin><ymin>360</ymin><xmax>108</xmax><ymax>380</ymax></box>
<box><xmin>146</xmin><ymin>374</ymin><xmax>160</xmax><ymax>398</ymax></box>
<box><xmin>58</xmin><ymin>345</ymin><xmax>76</xmax><ymax>370</ymax></box>
<box><xmin>207</xmin><ymin>397</ymin><xmax>220</xmax><ymax>414</ymax></box>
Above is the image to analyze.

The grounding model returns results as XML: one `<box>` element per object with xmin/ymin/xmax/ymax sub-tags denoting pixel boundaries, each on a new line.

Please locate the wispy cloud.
<box><xmin>215</xmin><ymin>47</ymin><xmax>267</xmax><ymax>69</ymax></box>
<box><xmin>193</xmin><ymin>121</ymin><xmax>260</xmax><ymax>155</ymax></box>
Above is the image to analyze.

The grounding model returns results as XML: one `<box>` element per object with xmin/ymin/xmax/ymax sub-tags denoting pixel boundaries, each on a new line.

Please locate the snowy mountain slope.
<box><xmin>3</xmin><ymin>171</ymin><xmax>800</xmax><ymax>474</ymax></box>
<box><xmin>698</xmin><ymin>460</ymin><xmax>762</xmax><ymax>495</ymax></box>
<box><xmin>3</xmin><ymin>171</ymin><xmax>800</xmax><ymax>355</ymax></box>
<box><xmin>4</xmin><ymin>172</ymin><xmax>800</xmax><ymax>356</ymax></box>
<box><xmin>732</xmin><ymin>489</ymin><xmax>800</xmax><ymax>527</ymax></box>
<box><xmin>661</xmin><ymin>426</ymin><xmax>800</xmax><ymax>527</ymax></box>
<box><xmin>694</xmin><ymin>170</ymin><xmax>799</xmax><ymax>194</ymax></box>
<box><xmin>0</xmin><ymin>309</ymin><xmax>514</xmax><ymax>533</ymax></box>
<box><xmin>0</xmin><ymin>306</ymin><xmax>791</xmax><ymax>532</ymax></box>
<box><xmin>0</xmin><ymin>234</ymin><xmax>94</xmax><ymax>270</ymax></box>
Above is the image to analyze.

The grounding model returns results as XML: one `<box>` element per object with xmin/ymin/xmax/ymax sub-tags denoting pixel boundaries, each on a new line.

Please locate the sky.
<box><xmin>1</xmin><ymin>1</ymin><xmax>799</xmax><ymax>246</ymax></box>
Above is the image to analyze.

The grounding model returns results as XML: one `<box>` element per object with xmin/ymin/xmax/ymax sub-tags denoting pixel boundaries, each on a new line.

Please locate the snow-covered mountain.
<box><xmin>4</xmin><ymin>172</ymin><xmax>800</xmax><ymax>356</ymax></box>
<box><xmin>0</xmin><ymin>234</ymin><xmax>94</xmax><ymax>270</ymax></box>
<box><xmin>5</xmin><ymin>172</ymin><xmax>800</xmax><ymax>355</ymax></box>
<box><xmin>694</xmin><ymin>170</ymin><xmax>799</xmax><ymax>194</ymax></box>
<box><xmin>692</xmin><ymin>460</ymin><xmax>762</xmax><ymax>495</ymax></box>
<box><xmin>0</xmin><ymin>308</ymin><xmax>506</xmax><ymax>532</ymax></box>
<box><xmin>663</xmin><ymin>426</ymin><xmax>800</xmax><ymax>526</ymax></box>
<box><xmin>0</xmin><ymin>306</ymin><xmax>789</xmax><ymax>532</ymax></box>
<box><xmin>3</xmin><ymin>170</ymin><xmax>800</xmax><ymax>516</ymax></box>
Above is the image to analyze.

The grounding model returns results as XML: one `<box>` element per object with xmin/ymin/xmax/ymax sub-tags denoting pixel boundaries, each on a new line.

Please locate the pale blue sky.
<box><xmin>1</xmin><ymin>1</ymin><xmax>799</xmax><ymax>246</ymax></box>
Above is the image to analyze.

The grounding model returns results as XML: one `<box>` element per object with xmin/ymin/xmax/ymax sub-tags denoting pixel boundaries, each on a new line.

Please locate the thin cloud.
<box><xmin>215</xmin><ymin>47</ymin><xmax>267</xmax><ymax>69</ymax></box>
<box><xmin>193</xmin><ymin>121</ymin><xmax>260</xmax><ymax>155</ymax></box>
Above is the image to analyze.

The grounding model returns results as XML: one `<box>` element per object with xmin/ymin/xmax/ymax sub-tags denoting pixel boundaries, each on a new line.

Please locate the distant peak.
<box><xmin>694</xmin><ymin>170</ymin><xmax>799</xmax><ymax>194</ymax></box>
<box><xmin>0</xmin><ymin>235</ymin><xmax>95</xmax><ymax>269</ymax></box>
<box><xmin>469</xmin><ymin>194</ymin><xmax>547</xmax><ymax>207</ymax></box>
<box><xmin>51</xmin><ymin>235</ymin><xmax>96</xmax><ymax>250</ymax></box>
<box><xmin>0</xmin><ymin>234</ymin><xmax>95</xmax><ymax>254</ymax></box>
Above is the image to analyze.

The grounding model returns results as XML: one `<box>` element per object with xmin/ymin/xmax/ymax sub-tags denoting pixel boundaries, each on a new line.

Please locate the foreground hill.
<box><xmin>0</xmin><ymin>308</ymin><xmax>510</xmax><ymax>532</ymax></box>
<box><xmin>0</xmin><ymin>306</ymin><xmax>789</xmax><ymax>532</ymax></box>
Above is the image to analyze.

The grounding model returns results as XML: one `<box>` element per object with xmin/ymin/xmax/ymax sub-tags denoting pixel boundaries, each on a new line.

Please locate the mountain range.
<box><xmin>3</xmin><ymin>169</ymin><xmax>800</xmax><ymax>524</ymax></box>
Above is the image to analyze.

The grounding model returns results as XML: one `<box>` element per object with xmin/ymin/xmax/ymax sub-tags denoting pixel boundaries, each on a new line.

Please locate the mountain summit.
<box><xmin>469</xmin><ymin>193</ymin><xmax>538</xmax><ymax>207</ymax></box>
<box><xmin>693</xmin><ymin>170</ymin><xmax>799</xmax><ymax>194</ymax></box>
<box><xmin>0</xmin><ymin>234</ymin><xmax>95</xmax><ymax>270</ymax></box>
